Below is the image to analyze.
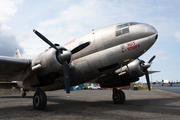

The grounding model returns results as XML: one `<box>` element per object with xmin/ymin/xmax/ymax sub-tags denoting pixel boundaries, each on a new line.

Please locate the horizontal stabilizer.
<box><xmin>148</xmin><ymin>71</ymin><xmax>160</xmax><ymax>74</ymax></box>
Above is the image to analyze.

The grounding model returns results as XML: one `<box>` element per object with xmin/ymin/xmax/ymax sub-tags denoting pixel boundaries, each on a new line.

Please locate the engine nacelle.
<box><xmin>31</xmin><ymin>46</ymin><xmax>71</xmax><ymax>77</ymax></box>
<box><xmin>116</xmin><ymin>59</ymin><xmax>145</xmax><ymax>78</ymax></box>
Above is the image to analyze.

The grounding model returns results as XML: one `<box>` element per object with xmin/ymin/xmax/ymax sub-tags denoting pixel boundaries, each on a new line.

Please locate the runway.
<box><xmin>152</xmin><ymin>84</ymin><xmax>180</xmax><ymax>94</ymax></box>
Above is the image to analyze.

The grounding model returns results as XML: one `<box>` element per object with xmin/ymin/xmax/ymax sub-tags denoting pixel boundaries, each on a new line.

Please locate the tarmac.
<box><xmin>152</xmin><ymin>84</ymin><xmax>180</xmax><ymax>94</ymax></box>
<box><xmin>0</xmin><ymin>89</ymin><xmax>180</xmax><ymax>120</ymax></box>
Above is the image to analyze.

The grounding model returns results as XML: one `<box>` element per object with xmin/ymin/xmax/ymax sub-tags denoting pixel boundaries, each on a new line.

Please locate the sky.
<box><xmin>0</xmin><ymin>0</ymin><xmax>180</xmax><ymax>83</ymax></box>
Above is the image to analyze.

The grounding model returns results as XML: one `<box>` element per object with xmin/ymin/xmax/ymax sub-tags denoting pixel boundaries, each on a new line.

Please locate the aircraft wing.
<box><xmin>0</xmin><ymin>82</ymin><xmax>18</xmax><ymax>89</ymax></box>
<box><xmin>0</xmin><ymin>56</ymin><xmax>31</xmax><ymax>81</ymax></box>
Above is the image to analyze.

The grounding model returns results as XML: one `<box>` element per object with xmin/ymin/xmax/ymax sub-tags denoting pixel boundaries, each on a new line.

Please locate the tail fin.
<box><xmin>14</xmin><ymin>49</ymin><xmax>21</xmax><ymax>58</ymax></box>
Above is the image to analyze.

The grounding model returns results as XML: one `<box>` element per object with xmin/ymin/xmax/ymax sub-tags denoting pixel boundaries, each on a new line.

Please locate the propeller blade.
<box><xmin>71</xmin><ymin>41</ymin><xmax>90</xmax><ymax>54</ymax></box>
<box><xmin>144</xmin><ymin>70</ymin><xmax>151</xmax><ymax>91</ymax></box>
<box><xmin>148</xmin><ymin>55</ymin><xmax>156</xmax><ymax>63</ymax></box>
<box><xmin>63</xmin><ymin>60</ymin><xmax>70</xmax><ymax>97</ymax></box>
<box><xmin>33</xmin><ymin>29</ymin><xmax>62</xmax><ymax>53</ymax></box>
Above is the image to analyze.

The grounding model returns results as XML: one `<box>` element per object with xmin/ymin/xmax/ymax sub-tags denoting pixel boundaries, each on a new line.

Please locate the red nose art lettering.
<box><xmin>121</xmin><ymin>45</ymin><xmax>125</xmax><ymax>53</ymax></box>
<box><xmin>127</xmin><ymin>44</ymin><xmax>140</xmax><ymax>51</ymax></box>
<box><xmin>64</xmin><ymin>39</ymin><xmax>75</xmax><ymax>46</ymax></box>
<box><xmin>127</xmin><ymin>41</ymin><xmax>135</xmax><ymax>46</ymax></box>
<box><xmin>121</xmin><ymin>41</ymin><xmax>140</xmax><ymax>53</ymax></box>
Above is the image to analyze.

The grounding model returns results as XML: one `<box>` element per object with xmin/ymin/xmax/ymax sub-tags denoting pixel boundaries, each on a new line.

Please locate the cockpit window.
<box><xmin>122</xmin><ymin>28</ymin><xmax>129</xmax><ymax>34</ymax></box>
<box><xmin>116</xmin><ymin>23</ymin><xmax>130</xmax><ymax>36</ymax></box>
<box><xmin>130</xmin><ymin>22</ymin><xmax>139</xmax><ymax>26</ymax></box>
<box><xmin>116</xmin><ymin>24</ymin><xmax>123</xmax><ymax>30</ymax></box>
<box><xmin>116</xmin><ymin>22</ymin><xmax>140</xmax><ymax>37</ymax></box>
<box><xmin>123</xmin><ymin>23</ymin><xmax>129</xmax><ymax>28</ymax></box>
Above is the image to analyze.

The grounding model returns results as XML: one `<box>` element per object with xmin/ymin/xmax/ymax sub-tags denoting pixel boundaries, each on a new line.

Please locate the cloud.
<box><xmin>2</xmin><ymin>0</ymin><xmax>180</xmax><ymax>60</ymax></box>
<box><xmin>0</xmin><ymin>28</ymin><xmax>24</xmax><ymax>56</ymax></box>
<box><xmin>0</xmin><ymin>0</ymin><xmax>19</xmax><ymax>23</ymax></box>
<box><xmin>0</xmin><ymin>0</ymin><xmax>24</xmax><ymax>56</ymax></box>
<box><xmin>175</xmin><ymin>31</ymin><xmax>180</xmax><ymax>42</ymax></box>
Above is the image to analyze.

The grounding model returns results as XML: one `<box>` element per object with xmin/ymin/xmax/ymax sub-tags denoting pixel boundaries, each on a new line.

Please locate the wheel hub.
<box><xmin>34</xmin><ymin>95</ymin><xmax>40</xmax><ymax>106</ymax></box>
<box><xmin>114</xmin><ymin>93</ymin><xmax>120</xmax><ymax>101</ymax></box>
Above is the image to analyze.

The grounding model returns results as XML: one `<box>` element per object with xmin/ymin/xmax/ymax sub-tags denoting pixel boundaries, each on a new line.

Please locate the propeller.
<box><xmin>148</xmin><ymin>55</ymin><xmax>156</xmax><ymax>63</ymax></box>
<box><xmin>33</xmin><ymin>29</ymin><xmax>62</xmax><ymax>53</ymax></box>
<box><xmin>33</xmin><ymin>29</ymin><xmax>90</xmax><ymax>97</ymax></box>
<box><xmin>141</xmin><ymin>55</ymin><xmax>156</xmax><ymax>91</ymax></box>
<box><xmin>63</xmin><ymin>60</ymin><xmax>70</xmax><ymax>97</ymax></box>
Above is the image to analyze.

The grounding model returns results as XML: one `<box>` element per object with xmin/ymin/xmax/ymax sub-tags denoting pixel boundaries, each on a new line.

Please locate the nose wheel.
<box><xmin>112</xmin><ymin>88</ymin><xmax>125</xmax><ymax>104</ymax></box>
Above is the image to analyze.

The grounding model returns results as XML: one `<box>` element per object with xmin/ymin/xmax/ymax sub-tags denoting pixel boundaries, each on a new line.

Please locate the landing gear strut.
<box><xmin>21</xmin><ymin>89</ymin><xmax>27</xmax><ymax>98</ymax></box>
<box><xmin>33</xmin><ymin>88</ymin><xmax>47</xmax><ymax>110</ymax></box>
<box><xmin>112</xmin><ymin>88</ymin><xmax>125</xmax><ymax>104</ymax></box>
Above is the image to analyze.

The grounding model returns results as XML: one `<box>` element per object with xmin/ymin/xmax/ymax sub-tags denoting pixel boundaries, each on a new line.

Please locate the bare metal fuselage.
<box><xmin>1</xmin><ymin>22</ymin><xmax>157</xmax><ymax>91</ymax></box>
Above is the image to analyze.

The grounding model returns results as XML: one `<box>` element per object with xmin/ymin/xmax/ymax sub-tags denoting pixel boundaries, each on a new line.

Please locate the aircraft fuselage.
<box><xmin>17</xmin><ymin>22</ymin><xmax>157</xmax><ymax>91</ymax></box>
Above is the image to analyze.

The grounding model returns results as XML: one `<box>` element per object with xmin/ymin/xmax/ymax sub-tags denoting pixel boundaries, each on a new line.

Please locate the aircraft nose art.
<box><xmin>146</xmin><ymin>24</ymin><xmax>158</xmax><ymax>44</ymax></box>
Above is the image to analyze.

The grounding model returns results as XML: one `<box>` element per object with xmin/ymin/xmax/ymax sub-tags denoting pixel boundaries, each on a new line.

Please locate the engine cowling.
<box><xmin>116</xmin><ymin>59</ymin><xmax>148</xmax><ymax>78</ymax></box>
<box><xmin>31</xmin><ymin>46</ymin><xmax>71</xmax><ymax>77</ymax></box>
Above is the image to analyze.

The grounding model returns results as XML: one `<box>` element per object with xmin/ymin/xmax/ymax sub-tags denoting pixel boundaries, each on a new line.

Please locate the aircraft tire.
<box><xmin>33</xmin><ymin>89</ymin><xmax>47</xmax><ymax>110</ymax></box>
<box><xmin>112</xmin><ymin>89</ymin><xmax>125</xmax><ymax>104</ymax></box>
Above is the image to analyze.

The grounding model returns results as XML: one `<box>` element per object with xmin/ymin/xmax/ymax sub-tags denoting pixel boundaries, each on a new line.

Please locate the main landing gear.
<box><xmin>21</xmin><ymin>89</ymin><xmax>27</xmax><ymax>98</ymax></box>
<box><xmin>33</xmin><ymin>88</ymin><xmax>47</xmax><ymax>110</ymax></box>
<box><xmin>112</xmin><ymin>88</ymin><xmax>125</xmax><ymax>104</ymax></box>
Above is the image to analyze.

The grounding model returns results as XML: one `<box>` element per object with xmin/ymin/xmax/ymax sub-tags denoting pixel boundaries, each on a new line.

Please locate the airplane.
<box><xmin>161</xmin><ymin>78</ymin><xmax>172</xmax><ymax>86</ymax></box>
<box><xmin>0</xmin><ymin>22</ymin><xmax>158</xmax><ymax>110</ymax></box>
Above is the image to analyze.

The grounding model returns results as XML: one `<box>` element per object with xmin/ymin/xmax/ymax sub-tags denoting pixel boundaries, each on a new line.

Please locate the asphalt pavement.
<box><xmin>0</xmin><ymin>89</ymin><xmax>180</xmax><ymax>120</ymax></box>
<box><xmin>152</xmin><ymin>84</ymin><xmax>180</xmax><ymax>94</ymax></box>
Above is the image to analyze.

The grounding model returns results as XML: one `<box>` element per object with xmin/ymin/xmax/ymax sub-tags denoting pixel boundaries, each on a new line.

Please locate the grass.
<box><xmin>0</xmin><ymin>89</ymin><xmax>21</xmax><ymax>95</ymax></box>
<box><xmin>133</xmin><ymin>83</ymin><xmax>154</xmax><ymax>90</ymax></box>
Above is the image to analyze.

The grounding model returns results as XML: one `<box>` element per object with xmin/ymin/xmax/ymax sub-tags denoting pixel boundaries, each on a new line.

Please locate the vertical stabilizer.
<box><xmin>14</xmin><ymin>49</ymin><xmax>21</xmax><ymax>58</ymax></box>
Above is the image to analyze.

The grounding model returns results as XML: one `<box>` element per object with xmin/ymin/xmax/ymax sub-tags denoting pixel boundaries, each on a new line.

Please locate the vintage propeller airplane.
<box><xmin>0</xmin><ymin>22</ymin><xmax>158</xmax><ymax>110</ymax></box>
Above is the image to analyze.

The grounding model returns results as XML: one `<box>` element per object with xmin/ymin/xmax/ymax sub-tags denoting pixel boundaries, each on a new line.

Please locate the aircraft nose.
<box><xmin>146</xmin><ymin>24</ymin><xmax>157</xmax><ymax>35</ymax></box>
<box><xmin>146</xmin><ymin>24</ymin><xmax>158</xmax><ymax>44</ymax></box>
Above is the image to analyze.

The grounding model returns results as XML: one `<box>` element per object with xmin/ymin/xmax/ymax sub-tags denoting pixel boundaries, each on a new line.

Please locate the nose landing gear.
<box><xmin>112</xmin><ymin>88</ymin><xmax>125</xmax><ymax>104</ymax></box>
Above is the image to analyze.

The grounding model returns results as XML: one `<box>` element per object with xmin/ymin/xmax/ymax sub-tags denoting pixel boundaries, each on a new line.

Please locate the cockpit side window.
<box><xmin>123</xmin><ymin>23</ymin><xmax>129</xmax><ymax>28</ymax></box>
<box><xmin>130</xmin><ymin>22</ymin><xmax>139</xmax><ymax>26</ymax></box>
<box><xmin>116</xmin><ymin>23</ymin><xmax>130</xmax><ymax>37</ymax></box>
<box><xmin>122</xmin><ymin>28</ymin><xmax>129</xmax><ymax>34</ymax></box>
<box><xmin>117</xmin><ymin>24</ymin><xmax>123</xmax><ymax>30</ymax></box>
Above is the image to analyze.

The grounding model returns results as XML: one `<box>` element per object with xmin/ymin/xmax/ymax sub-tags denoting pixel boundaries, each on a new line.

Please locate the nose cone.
<box><xmin>146</xmin><ymin>24</ymin><xmax>158</xmax><ymax>35</ymax></box>
<box><xmin>146</xmin><ymin>24</ymin><xmax>158</xmax><ymax>44</ymax></box>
